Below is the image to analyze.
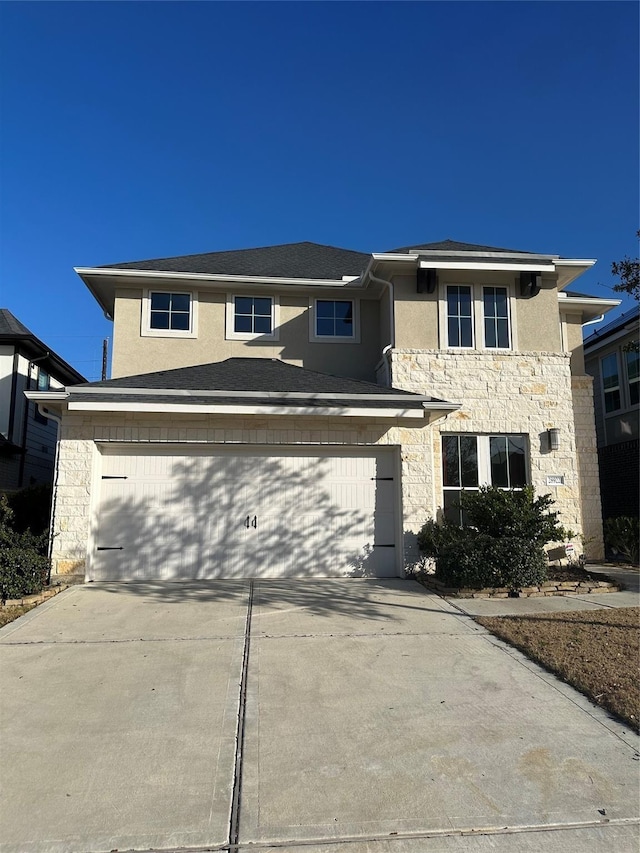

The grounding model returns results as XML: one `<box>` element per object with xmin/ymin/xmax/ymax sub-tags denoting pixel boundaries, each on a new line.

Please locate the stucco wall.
<box><xmin>390</xmin><ymin>349</ymin><xmax>603</xmax><ymax>557</ymax></box>
<box><xmin>111</xmin><ymin>289</ymin><xmax>382</xmax><ymax>382</ymax></box>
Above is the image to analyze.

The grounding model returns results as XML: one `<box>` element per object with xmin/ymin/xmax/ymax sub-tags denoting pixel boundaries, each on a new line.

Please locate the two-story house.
<box><xmin>29</xmin><ymin>240</ymin><xmax>620</xmax><ymax>581</ymax></box>
<box><xmin>584</xmin><ymin>305</ymin><xmax>639</xmax><ymax>520</ymax></box>
<box><xmin>0</xmin><ymin>309</ymin><xmax>85</xmax><ymax>492</ymax></box>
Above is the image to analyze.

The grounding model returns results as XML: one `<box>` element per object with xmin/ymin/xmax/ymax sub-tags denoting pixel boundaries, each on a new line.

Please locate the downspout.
<box><xmin>36</xmin><ymin>403</ymin><xmax>62</xmax><ymax>583</ymax></box>
<box><xmin>582</xmin><ymin>314</ymin><xmax>605</xmax><ymax>329</ymax></box>
<box><xmin>367</xmin><ymin>270</ymin><xmax>395</xmax><ymax>386</ymax></box>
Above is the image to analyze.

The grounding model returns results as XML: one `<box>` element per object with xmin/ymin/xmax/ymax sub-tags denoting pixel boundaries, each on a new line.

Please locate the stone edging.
<box><xmin>1</xmin><ymin>582</ymin><xmax>75</xmax><ymax>608</ymax></box>
<box><xmin>419</xmin><ymin>575</ymin><xmax>621</xmax><ymax>599</ymax></box>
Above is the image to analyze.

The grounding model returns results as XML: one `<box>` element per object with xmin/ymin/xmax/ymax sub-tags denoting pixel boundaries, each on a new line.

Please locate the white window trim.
<box><xmin>226</xmin><ymin>294</ymin><xmax>280</xmax><ymax>341</ymax></box>
<box><xmin>439</xmin><ymin>283</ymin><xmax>516</xmax><ymax>351</ymax></box>
<box><xmin>600</xmin><ymin>352</ymin><xmax>622</xmax><ymax>414</ymax></box>
<box><xmin>141</xmin><ymin>289</ymin><xmax>198</xmax><ymax>339</ymax></box>
<box><xmin>309</xmin><ymin>297</ymin><xmax>360</xmax><ymax>344</ymax></box>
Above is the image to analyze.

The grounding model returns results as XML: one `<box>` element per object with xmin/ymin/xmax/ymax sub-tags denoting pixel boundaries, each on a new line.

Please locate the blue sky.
<box><xmin>1</xmin><ymin>1</ymin><xmax>637</xmax><ymax>380</ymax></box>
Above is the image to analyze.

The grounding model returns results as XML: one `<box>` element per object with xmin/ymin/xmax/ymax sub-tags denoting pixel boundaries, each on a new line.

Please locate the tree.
<box><xmin>611</xmin><ymin>231</ymin><xmax>639</xmax><ymax>302</ymax></box>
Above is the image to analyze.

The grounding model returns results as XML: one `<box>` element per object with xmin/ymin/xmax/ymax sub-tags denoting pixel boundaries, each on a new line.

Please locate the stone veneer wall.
<box><xmin>390</xmin><ymin>349</ymin><xmax>604</xmax><ymax>559</ymax></box>
<box><xmin>51</xmin><ymin>412</ymin><xmax>435</xmax><ymax>576</ymax></box>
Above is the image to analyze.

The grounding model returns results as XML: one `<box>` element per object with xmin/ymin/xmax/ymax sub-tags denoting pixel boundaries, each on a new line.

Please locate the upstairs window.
<box><xmin>444</xmin><ymin>285</ymin><xmax>513</xmax><ymax>350</ymax></box>
<box><xmin>483</xmin><ymin>287</ymin><xmax>510</xmax><ymax>348</ymax></box>
<box><xmin>37</xmin><ymin>369</ymin><xmax>50</xmax><ymax>391</ymax></box>
<box><xmin>150</xmin><ymin>292</ymin><xmax>191</xmax><ymax>331</ymax></box>
<box><xmin>601</xmin><ymin>353</ymin><xmax>621</xmax><ymax>413</ymax></box>
<box><xmin>226</xmin><ymin>295</ymin><xmax>279</xmax><ymax>341</ymax></box>
<box><xmin>315</xmin><ymin>300</ymin><xmax>355</xmax><ymax>339</ymax></box>
<box><xmin>625</xmin><ymin>349</ymin><xmax>639</xmax><ymax>407</ymax></box>
<box><xmin>142</xmin><ymin>290</ymin><xmax>197</xmax><ymax>337</ymax></box>
<box><xmin>446</xmin><ymin>286</ymin><xmax>473</xmax><ymax>347</ymax></box>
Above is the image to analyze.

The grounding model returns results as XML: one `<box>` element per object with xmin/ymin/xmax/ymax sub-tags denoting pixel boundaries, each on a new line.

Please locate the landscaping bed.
<box><xmin>419</xmin><ymin>565</ymin><xmax>621</xmax><ymax>598</ymax></box>
<box><xmin>476</xmin><ymin>606</ymin><xmax>640</xmax><ymax>732</ymax></box>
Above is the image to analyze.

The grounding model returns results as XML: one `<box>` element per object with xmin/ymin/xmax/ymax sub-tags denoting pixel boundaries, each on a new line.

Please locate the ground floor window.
<box><xmin>442</xmin><ymin>434</ymin><xmax>528</xmax><ymax>523</ymax></box>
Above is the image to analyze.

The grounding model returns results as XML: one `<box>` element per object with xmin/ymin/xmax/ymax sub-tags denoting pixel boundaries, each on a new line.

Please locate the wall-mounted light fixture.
<box><xmin>547</xmin><ymin>428</ymin><xmax>561</xmax><ymax>451</ymax></box>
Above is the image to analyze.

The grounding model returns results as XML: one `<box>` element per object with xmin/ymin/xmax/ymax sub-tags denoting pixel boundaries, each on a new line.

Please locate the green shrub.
<box><xmin>417</xmin><ymin>486</ymin><xmax>569</xmax><ymax>591</ymax></box>
<box><xmin>5</xmin><ymin>483</ymin><xmax>52</xmax><ymax>534</ymax></box>
<box><xmin>0</xmin><ymin>496</ymin><xmax>50</xmax><ymax>601</ymax></box>
<box><xmin>604</xmin><ymin>517</ymin><xmax>640</xmax><ymax>565</ymax></box>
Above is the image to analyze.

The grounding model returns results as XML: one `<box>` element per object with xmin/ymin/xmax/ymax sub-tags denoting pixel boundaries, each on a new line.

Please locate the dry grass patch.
<box><xmin>477</xmin><ymin>607</ymin><xmax>640</xmax><ymax>732</ymax></box>
<box><xmin>0</xmin><ymin>603</ymin><xmax>37</xmax><ymax>628</ymax></box>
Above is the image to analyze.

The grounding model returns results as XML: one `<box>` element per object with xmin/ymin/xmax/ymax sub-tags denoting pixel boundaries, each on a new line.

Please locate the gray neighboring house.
<box><xmin>0</xmin><ymin>309</ymin><xmax>86</xmax><ymax>492</ymax></box>
<box><xmin>583</xmin><ymin>305</ymin><xmax>639</xmax><ymax>519</ymax></box>
<box><xmin>29</xmin><ymin>240</ymin><xmax>621</xmax><ymax>581</ymax></box>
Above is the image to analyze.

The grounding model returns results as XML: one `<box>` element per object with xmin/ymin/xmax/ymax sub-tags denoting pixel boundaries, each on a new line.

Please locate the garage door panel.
<box><xmin>91</xmin><ymin>446</ymin><xmax>398</xmax><ymax>581</ymax></box>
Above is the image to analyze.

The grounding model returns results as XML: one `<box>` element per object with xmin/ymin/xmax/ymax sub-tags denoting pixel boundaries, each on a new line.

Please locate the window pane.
<box><xmin>448</xmin><ymin>317</ymin><xmax>460</xmax><ymax>347</ymax></box>
<box><xmin>170</xmin><ymin>313</ymin><xmax>190</xmax><ymax>331</ymax></box>
<box><xmin>171</xmin><ymin>294</ymin><xmax>190</xmax><ymax>312</ymax></box>
<box><xmin>626</xmin><ymin>350</ymin><xmax>639</xmax><ymax>382</ymax></box>
<box><xmin>484</xmin><ymin>318</ymin><xmax>496</xmax><ymax>348</ymax></box>
<box><xmin>253</xmin><ymin>298</ymin><xmax>272</xmax><ymax>316</ymax></box>
<box><xmin>604</xmin><ymin>389</ymin><xmax>621</xmax><ymax>413</ymax></box>
<box><xmin>334</xmin><ymin>301</ymin><xmax>353</xmax><ymax>320</ymax></box>
<box><xmin>495</xmin><ymin>289</ymin><xmax>508</xmax><ymax>317</ymax></box>
<box><xmin>235</xmin><ymin>315</ymin><xmax>252</xmax><ymax>333</ymax></box>
<box><xmin>317</xmin><ymin>318</ymin><xmax>334</xmax><ymax>337</ymax></box>
<box><xmin>335</xmin><ymin>318</ymin><xmax>353</xmax><ymax>337</ymax></box>
<box><xmin>151</xmin><ymin>311</ymin><xmax>170</xmax><ymax>329</ymax></box>
<box><xmin>37</xmin><ymin>371</ymin><xmax>49</xmax><ymax>391</ymax></box>
<box><xmin>443</xmin><ymin>490</ymin><xmax>462</xmax><ymax>525</ymax></box>
<box><xmin>459</xmin><ymin>316</ymin><xmax>473</xmax><ymax>347</ymax></box>
<box><xmin>496</xmin><ymin>318</ymin><xmax>509</xmax><ymax>348</ymax></box>
<box><xmin>630</xmin><ymin>382</ymin><xmax>639</xmax><ymax>406</ymax></box>
<box><xmin>508</xmin><ymin>436</ymin><xmax>527</xmax><ymax>487</ymax></box>
<box><xmin>490</xmin><ymin>436</ymin><xmax>509</xmax><ymax>487</ymax></box>
<box><xmin>460</xmin><ymin>436</ymin><xmax>478</xmax><ymax>486</ymax></box>
<box><xmin>254</xmin><ymin>316</ymin><xmax>272</xmax><ymax>334</ymax></box>
<box><xmin>235</xmin><ymin>297</ymin><xmax>253</xmax><ymax>315</ymax></box>
<box><xmin>442</xmin><ymin>436</ymin><xmax>460</xmax><ymax>486</ymax></box>
<box><xmin>601</xmin><ymin>354</ymin><xmax>619</xmax><ymax>389</ymax></box>
<box><xmin>151</xmin><ymin>292</ymin><xmax>170</xmax><ymax>311</ymax></box>
<box><xmin>316</xmin><ymin>300</ymin><xmax>334</xmax><ymax>318</ymax></box>
<box><xmin>458</xmin><ymin>287</ymin><xmax>472</xmax><ymax>316</ymax></box>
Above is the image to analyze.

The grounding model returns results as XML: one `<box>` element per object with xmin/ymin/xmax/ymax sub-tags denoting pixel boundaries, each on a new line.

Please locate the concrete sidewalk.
<box><xmin>1</xmin><ymin>579</ymin><xmax>638</xmax><ymax>853</ymax></box>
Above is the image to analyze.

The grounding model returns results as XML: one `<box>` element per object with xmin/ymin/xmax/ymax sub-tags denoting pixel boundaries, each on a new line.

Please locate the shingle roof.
<box><xmin>100</xmin><ymin>242</ymin><xmax>371</xmax><ymax>280</ymax></box>
<box><xmin>0</xmin><ymin>308</ymin><xmax>86</xmax><ymax>384</ymax></box>
<box><xmin>0</xmin><ymin>308</ymin><xmax>33</xmax><ymax>337</ymax></box>
<box><xmin>71</xmin><ymin>358</ymin><xmax>449</xmax><ymax>409</ymax></box>
<box><xmin>387</xmin><ymin>239</ymin><xmax>536</xmax><ymax>254</ymax></box>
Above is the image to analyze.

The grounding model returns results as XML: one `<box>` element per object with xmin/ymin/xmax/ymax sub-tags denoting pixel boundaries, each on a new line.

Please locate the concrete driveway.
<box><xmin>1</xmin><ymin>580</ymin><xmax>638</xmax><ymax>853</ymax></box>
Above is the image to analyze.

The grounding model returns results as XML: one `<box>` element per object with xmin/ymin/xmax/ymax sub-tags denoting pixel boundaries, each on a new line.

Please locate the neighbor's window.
<box><xmin>601</xmin><ymin>353</ymin><xmax>621</xmax><ymax>413</ymax></box>
<box><xmin>483</xmin><ymin>287</ymin><xmax>510</xmax><ymax>348</ymax></box>
<box><xmin>625</xmin><ymin>349</ymin><xmax>639</xmax><ymax>407</ymax></box>
<box><xmin>37</xmin><ymin>369</ymin><xmax>50</xmax><ymax>391</ymax></box>
<box><xmin>446</xmin><ymin>286</ymin><xmax>473</xmax><ymax>348</ymax></box>
<box><xmin>315</xmin><ymin>300</ymin><xmax>354</xmax><ymax>338</ymax></box>
<box><xmin>149</xmin><ymin>292</ymin><xmax>191</xmax><ymax>331</ymax></box>
<box><xmin>442</xmin><ymin>434</ymin><xmax>528</xmax><ymax>523</ymax></box>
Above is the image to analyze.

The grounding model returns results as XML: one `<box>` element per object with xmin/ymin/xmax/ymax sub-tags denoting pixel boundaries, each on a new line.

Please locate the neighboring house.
<box><xmin>0</xmin><ymin>309</ymin><xmax>86</xmax><ymax>492</ymax></box>
<box><xmin>29</xmin><ymin>240</ymin><xmax>620</xmax><ymax>581</ymax></box>
<box><xmin>584</xmin><ymin>305</ymin><xmax>639</xmax><ymax>519</ymax></box>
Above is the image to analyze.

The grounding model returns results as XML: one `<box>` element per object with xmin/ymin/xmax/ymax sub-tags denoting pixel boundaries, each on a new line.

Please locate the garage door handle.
<box><xmin>245</xmin><ymin>515</ymin><xmax>251</xmax><ymax>528</ymax></box>
<box><xmin>251</xmin><ymin>515</ymin><xmax>257</xmax><ymax>528</ymax></box>
<box><xmin>97</xmin><ymin>547</ymin><xmax>124</xmax><ymax>551</ymax></box>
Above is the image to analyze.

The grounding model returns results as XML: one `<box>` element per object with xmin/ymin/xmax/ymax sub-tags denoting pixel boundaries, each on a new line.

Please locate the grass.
<box><xmin>0</xmin><ymin>603</ymin><xmax>37</xmax><ymax>628</ymax></box>
<box><xmin>477</xmin><ymin>607</ymin><xmax>640</xmax><ymax>732</ymax></box>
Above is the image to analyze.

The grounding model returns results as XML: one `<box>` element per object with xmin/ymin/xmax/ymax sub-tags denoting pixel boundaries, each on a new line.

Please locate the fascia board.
<box><xmin>414</xmin><ymin>250</ymin><xmax>560</xmax><ymax>261</ymax></box>
<box><xmin>418</xmin><ymin>260</ymin><xmax>555</xmax><ymax>273</ymax></box>
<box><xmin>75</xmin><ymin>267</ymin><xmax>364</xmax><ymax>288</ymax></box>
<box><xmin>371</xmin><ymin>254</ymin><xmax>419</xmax><ymax>263</ymax></box>
<box><xmin>67</xmin><ymin>401</ymin><xmax>426</xmax><ymax>418</ymax></box>
<box><xmin>67</xmin><ymin>387</ymin><xmax>436</xmax><ymax>402</ymax></box>
<box><xmin>555</xmin><ymin>259</ymin><xmax>597</xmax><ymax>290</ymax></box>
<box><xmin>558</xmin><ymin>295</ymin><xmax>620</xmax><ymax>310</ymax></box>
<box><xmin>25</xmin><ymin>391</ymin><xmax>70</xmax><ymax>402</ymax></box>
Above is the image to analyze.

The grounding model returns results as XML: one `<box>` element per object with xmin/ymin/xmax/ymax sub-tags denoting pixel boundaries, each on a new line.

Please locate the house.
<box><xmin>583</xmin><ymin>305</ymin><xmax>639</xmax><ymax>520</ymax></box>
<box><xmin>0</xmin><ymin>309</ymin><xmax>85</xmax><ymax>493</ymax></box>
<box><xmin>28</xmin><ymin>240</ymin><xmax>621</xmax><ymax>581</ymax></box>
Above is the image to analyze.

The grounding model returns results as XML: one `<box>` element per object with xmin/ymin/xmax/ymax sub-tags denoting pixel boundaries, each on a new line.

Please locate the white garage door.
<box><xmin>90</xmin><ymin>445</ymin><xmax>399</xmax><ymax>580</ymax></box>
